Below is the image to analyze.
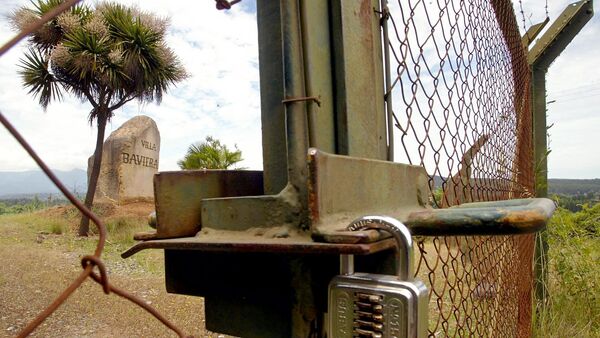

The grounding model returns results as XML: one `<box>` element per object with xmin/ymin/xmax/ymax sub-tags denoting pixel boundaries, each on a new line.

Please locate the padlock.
<box><xmin>328</xmin><ymin>216</ymin><xmax>428</xmax><ymax>338</ymax></box>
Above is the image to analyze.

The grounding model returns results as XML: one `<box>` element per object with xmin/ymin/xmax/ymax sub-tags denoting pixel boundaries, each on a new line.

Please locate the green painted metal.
<box><xmin>521</xmin><ymin>18</ymin><xmax>549</xmax><ymax>49</ymax></box>
<box><xmin>528</xmin><ymin>0</ymin><xmax>594</xmax><ymax>68</ymax></box>
<box><xmin>300</xmin><ymin>0</ymin><xmax>336</xmax><ymax>152</ymax></box>
<box><xmin>193</xmin><ymin>0</ymin><xmax>313</xmax><ymax>236</ymax></box>
<box><xmin>123</xmin><ymin>196</ymin><xmax>555</xmax><ymax>259</ymax></box>
<box><xmin>528</xmin><ymin>0</ymin><xmax>593</xmax><ymax>311</ymax></box>
<box><xmin>152</xmin><ymin>170</ymin><xmax>263</xmax><ymax>238</ymax></box>
<box><xmin>308</xmin><ymin>148</ymin><xmax>430</xmax><ymax>243</ymax></box>
<box><xmin>530</xmin><ymin>0</ymin><xmax>594</xmax><ymax>199</ymax></box>
<box><xmin>331</xmin><ymin>0</ymin><xmax>387</xmax><ymax>159</ymax></box>
<box><xmin>161</xmin><ymin>248</ymin><xmax>394</xmax><ymax>338</ymax></box>
<box><xmin>257</xmin><ymin>0</ymin><xmax>287</xmax><ymax>195</ymax></box>
<box><xmin>152</xmin><ymin>0</ymin><xmax>394</xmax><ymax>238</ymax></box>
<box><xmin>280</xmin><ymin>0</ymin><xmax>311</xmax><ymax>234</ymax></box>
<box><xmin>379</xmin><ymin>0</ymin><xmax>395</xmax><ymax>161</ymax></box>
<box><xmin>121</xmin><ymin>234</ymin><xmax>398</xmax><ymax>259</ymax></box>
<box><xmin>162</xmin><ymin>250</ymin><xmax>339</xmax><ymax>338</ymax></box>
<box><xmin>407</xmin><ymin>198</ymin><xmax>555</xmax><ymax>236</ymax></box>
<box><xmin>201</xmin><ymin>189</ymin><xmax>301</xmax><ymax>231</ymax></box>
<box><xmin>123</xmin><ymin>1</ymin><xmax>564</xmax><ymax>336</ymax></box>
<box><xmin>532</xmin><ymin>70</ymin><xmax>549</xmax><ymax>199</ymax></box>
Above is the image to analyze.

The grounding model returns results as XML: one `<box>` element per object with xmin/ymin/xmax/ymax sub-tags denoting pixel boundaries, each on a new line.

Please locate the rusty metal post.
<box><xmin>281</xmin><ymin>0</ymin><xmax>310</xmax><ymax>227</ymax></box>
<box><xmin>379</xmin><ymin>0</ymin><xmax>394</xmax><ymax>161</ymax></box>
<box><xmin>528</xmin><ymin>0</ymin><xmax>593</xmax><ymax>311</ymax></box>
<box><xmin>330</xmin><ymin>0</ymin><xmax>387</xmax><ymax>160</ymax></box>
<box><xmin>257</xmin><ymin>0</ymin><xmax>287</xmax><ymax>195</ymax></box>
<box><xmin>299</xmin><ymin>1</ymin><xmax>336</xmax><ymax>152</ymax></box>
<box><xmin>532</xmin><ymin>68</ymin><xmax>550</xmax><ymax>309</ymax></box>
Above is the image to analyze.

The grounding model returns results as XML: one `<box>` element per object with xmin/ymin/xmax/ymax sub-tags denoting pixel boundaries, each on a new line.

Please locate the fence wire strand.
<box><xmin>381</xmin><ymin>0</ymin><xmax>535</xmax><ymax>336</ymax></box>
<box><xmin>0</xmin><ymin>1</ymin><xmax>197</xmax><ymax>337</ymax></box>
<box><xmin>3</xmin><ymin>0</ymin><xmax>537</xmax><ymax>336</ymax></box>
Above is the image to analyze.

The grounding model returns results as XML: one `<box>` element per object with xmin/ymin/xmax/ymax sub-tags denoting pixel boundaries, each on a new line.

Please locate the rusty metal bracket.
<box><xmin>124</xmin><ymin>148</ymin><xmax>555</xmax><ymax>257</ymax></box>
<box><xmin>308</xmin><ymin>148</ymin><xmax>430</xmax><ymax>243</ymax></box>
<box><xmin>149</xmin><ymin>170</ymin><xmax>263</xmax><ymax>239</ymax></box>
<box><xmin>406</xmin><ymin>198</ymin><xmax>555</xmax><ymax>236</ymax></box>
<box><xmin>521</xmin><ymin>17</ymin><xmax>549</xmax><ymax>49</ymax></box>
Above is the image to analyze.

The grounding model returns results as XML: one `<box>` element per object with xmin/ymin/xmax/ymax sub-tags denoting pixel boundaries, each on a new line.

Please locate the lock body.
<box><xmin>328</xmin><ymin>216</ymin><xmax>428</xmax><ymax>338</ymax></box>
<box><xmin>329</xmin><ymin>273</ymin><xmax>428</xmax><ymax>337</ymax></box>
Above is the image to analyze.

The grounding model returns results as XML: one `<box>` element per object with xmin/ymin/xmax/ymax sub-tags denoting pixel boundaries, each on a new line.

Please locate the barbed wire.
<box><xmin>519</xmin><ymin>0</ymin><xmax>528</xmax><ymax>31</ymax></box>
<box><xmin>2</xmin><ymin>0</ymin><xmax>539</xmax><ymax>337</ymax></box>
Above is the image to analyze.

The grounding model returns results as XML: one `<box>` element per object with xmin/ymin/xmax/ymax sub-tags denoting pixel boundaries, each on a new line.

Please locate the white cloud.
<box><xmin>0</xmin><ymin>0</ymin><xmax>262</xmax><ymax>173</ymax></box>
<box><xmin>0</xmin><ymin>0</ymin><xmax>598</xmax><ymax>179</ymax></box>
<box><xmin>521</xmin><ymin>0</ymin><xmax>600</xmax><ymax>178</ymax></box>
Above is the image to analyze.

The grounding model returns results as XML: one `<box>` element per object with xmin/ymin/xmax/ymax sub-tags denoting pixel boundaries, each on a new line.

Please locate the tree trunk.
<box><xmin>78</xmin><ymin>110</ymin><xmax>109</xmax><ymax>236</ymax></box>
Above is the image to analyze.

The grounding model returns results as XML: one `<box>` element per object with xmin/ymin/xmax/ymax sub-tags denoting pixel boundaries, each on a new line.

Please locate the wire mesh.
<box><xmin>0</xmin><ymin>0</ymin><xmax>240</xmax><ymax>336</ymax></box>
<box><xmin>2</xmin><ymin>0</ymin><xmax>539</xmax><ymax>336</ymax></box>
<box><xmin>381</xmin><ymin>0</ymin><xmax>536</xmax><ymax>336</ymax></box>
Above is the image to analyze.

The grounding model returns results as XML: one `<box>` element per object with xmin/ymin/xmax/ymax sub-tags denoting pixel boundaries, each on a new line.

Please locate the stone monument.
<box><xmin>88</xmin><ymin>115</ymin><xmax>160</xmax><ymax>203</ymax></box>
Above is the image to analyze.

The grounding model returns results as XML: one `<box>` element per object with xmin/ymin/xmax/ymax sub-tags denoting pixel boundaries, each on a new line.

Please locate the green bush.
<box><xmin>96</xmin><ymin>216</ymin><xmax>147</xmax><ymax>245</ymax></box>
<box><xmin>536</xmin><ymin>204</ymin><xmax>600</xmax><ymax>337</ymax></box>
<box><xmin>48</xmin><ymin>221</ymin><xmax>66</xmax><ymax>235</ymax></box>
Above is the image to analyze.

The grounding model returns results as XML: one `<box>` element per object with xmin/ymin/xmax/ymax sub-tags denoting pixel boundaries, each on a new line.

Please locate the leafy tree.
<box><xmin>11</xmin><ymin>0</ymin><xmax>187</xmax><ymax>235</ymax></box>
<box><xmin>178</xmin><ymin>136</ymin><xmax>244</xmax><ymax>170</ymax></box>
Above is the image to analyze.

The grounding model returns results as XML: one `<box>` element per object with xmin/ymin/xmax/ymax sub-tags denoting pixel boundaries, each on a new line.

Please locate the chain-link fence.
<box><xmin>2</xmin><ymin>0</ymin><xmax>539</xmax><ymax>336</ymax></box>
<box><xmin>380</xmin><ymin>0</ymin><xmax>536</xmax><ymax>336</ymax></box>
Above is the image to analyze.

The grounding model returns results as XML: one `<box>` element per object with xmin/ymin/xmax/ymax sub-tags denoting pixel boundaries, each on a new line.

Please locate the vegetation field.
<box><xmin>0</xmin><ymin>202</ymin><xmax>231</xmax><ymax>338</ymax></box>
<box><xmin>0</xmin><ymin>199</ymin><xmax>598</xmax><ymax>337</ymax></box>
<box><xmin>534</xmin><ymin>203</ymin><xmax>600</xmax><ymax>337</ymax></box>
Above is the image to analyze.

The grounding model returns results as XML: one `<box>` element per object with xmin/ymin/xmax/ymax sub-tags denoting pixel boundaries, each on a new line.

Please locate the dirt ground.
<box><xmin>0</xmin><ymin>203</ymin><xmax>232</xmax><ymax>338</ymax></box>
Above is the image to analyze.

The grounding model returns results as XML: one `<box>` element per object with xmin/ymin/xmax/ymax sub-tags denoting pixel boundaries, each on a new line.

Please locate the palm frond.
<box><xmin>15</xmin><ymin>0</ymin><xmax>186</xmax><ymax>117</ymax></box>
<box><xmin>29</xmin><ymin>0</ymin><xmax>63</xmax><ymax>16</ymax></box>
<box><xmin>26</xmin><ymin>0</ymin><xmax>65</xmax><ymax>51</ymax></box>
<box><xmin>62</xmin><ymin>29</ymin><xmax>110</xmax><ymax>81</ymax></box>
<box><xmin>101</xmin><ymin>2</ymin><xmax>183</xmax><ymax>102</ymax></box>
<box><xmin>19</xmin><ymin>48</ymin><xmax>62</xmax><ymax>109</ymax></box>
<box><xmin>178</xmin><ymin>136</ymin><xmax>244</xmax><ymax>170</ymax></box>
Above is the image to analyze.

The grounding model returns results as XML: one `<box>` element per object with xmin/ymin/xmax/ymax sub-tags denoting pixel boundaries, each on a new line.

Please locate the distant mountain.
<box><xmin>0</xmin><ymin>169</ymin><xmax>87</xmax><ymax>198</ymax></box>
<box><xmin>548</xmin><ymin>178</ymin><xmax>600</xmax><ymax>196</ymax></box>
<box><xmin>431</xmin><ymin>176</ymin><xmax>599</xmax><ymax>196</ymax></box>
<box><xmin>1</xmin><ymin>170</ymin><xmax>595</xmax><ymax>200</ymax></box>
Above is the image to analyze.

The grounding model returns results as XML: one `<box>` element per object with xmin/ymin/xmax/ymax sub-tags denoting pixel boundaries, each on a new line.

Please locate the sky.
<box><xmin>0</xmin><ymin>0</ymin><xmax>598</xmax><ymax>179</ymax></box>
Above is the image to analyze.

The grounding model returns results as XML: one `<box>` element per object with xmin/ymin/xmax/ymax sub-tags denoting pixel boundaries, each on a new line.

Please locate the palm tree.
<box><xmin>178</xmin><ymin>136</ymin><xmax>244</xmax><ymax>170</ymax></box>
<box><xmin>11</xmin><ymin>0</ymin><xmax>187</xmax><ymax>236</ymax></box>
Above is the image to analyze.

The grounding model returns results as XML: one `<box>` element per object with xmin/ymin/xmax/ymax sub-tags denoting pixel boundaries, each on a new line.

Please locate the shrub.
<box><xmin>48</xmin><ymin>220</ymin><xmax>66</xmax><ymax>235</ymax></box>
<box><xmin>536</xmin><ymin>204</ymin><xmax>600</xmax><ymax>336</ymax></box>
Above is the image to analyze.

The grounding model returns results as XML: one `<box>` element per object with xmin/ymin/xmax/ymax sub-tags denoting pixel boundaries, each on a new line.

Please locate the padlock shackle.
<box><xmin>347</xmin><ymin>216</ymin><xmax>414</xmax><ymax>281</ymax></box>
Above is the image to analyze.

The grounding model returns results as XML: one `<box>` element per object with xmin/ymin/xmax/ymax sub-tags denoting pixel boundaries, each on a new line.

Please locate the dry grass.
<box><xmin>0</xmin><ymin>202</ymin><xmax>233</xmax><ymax>338</ymax></box>
<box><xmin>532</xmin><ymin>206</ymin><xmax>600</xmax><ymax>338</ymax></box>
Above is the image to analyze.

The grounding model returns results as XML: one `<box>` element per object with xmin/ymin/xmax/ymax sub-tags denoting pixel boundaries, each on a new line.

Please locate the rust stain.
<box><xmin>358</xmin><ymin>0</ymin><xmax>374</xmax><ymax>46</ymax></box>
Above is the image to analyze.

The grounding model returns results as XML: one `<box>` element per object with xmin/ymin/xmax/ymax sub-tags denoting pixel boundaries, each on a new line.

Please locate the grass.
<box><xmin>48</xmin><ymin>219</ymin><xmax>66</xmax><ymax>234</ymax></box>
<box><xmin>1</xmin><ymin>202</ymin><xmax>597</xmax><ymax>337</ymax></box>
<box><xmin>533</xmin><ymin>204</ymin><xmax>600</xmax><ymax>337</ymax></box>
<box><xmin>0</xmin><ymin>206</ymin><xmax>222</xmax><ymax>338</ymax></box>
<box><xmin>0</xmin><ymin>203</ymin><xmax>163</xmax><ymax>275</ymax></box>
<box><xmin>414</xmin><ymin>203</ymin><xmax>600</xmax><ymax>338</ymax></box>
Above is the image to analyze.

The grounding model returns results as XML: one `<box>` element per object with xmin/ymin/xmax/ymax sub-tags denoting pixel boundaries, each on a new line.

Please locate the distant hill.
<box><xmin>0</xmin><ymin>170</ymin><xmax>596</xmax><ymax>200</ymax></box>
<box><xmin>432</xmin><ymin>176</ymin><xmax>599</xmax><ymax>196</ymax></box>
<box><xmin>548</xmin><ymin>178</ymin><xmax>600</xmax><ymax>196</ymax></box>
<box><xmin>0</xmin><ymin>169</ymin><xmax>87</xmax><ymax>199</ymax></box>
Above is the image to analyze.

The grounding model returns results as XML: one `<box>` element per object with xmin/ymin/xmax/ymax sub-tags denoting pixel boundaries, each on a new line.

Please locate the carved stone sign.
<box><xmin>88</xmin><ymin>115</ymin><xmax>160</xmax><ymax>203</ymax></box>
